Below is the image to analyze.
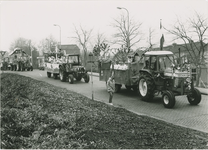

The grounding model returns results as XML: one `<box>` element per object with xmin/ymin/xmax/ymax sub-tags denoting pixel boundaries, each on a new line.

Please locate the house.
<box><xmin>56</xmin><ymin>44</ymin><xmax>80</xmax><ymax>55</ymax></box>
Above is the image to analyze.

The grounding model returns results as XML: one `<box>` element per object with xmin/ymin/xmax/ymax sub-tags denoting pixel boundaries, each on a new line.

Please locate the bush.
<box><xmin>1</xmin><ymin>73</ymin><xmax>208</xmax><ymax>149</ymax></box>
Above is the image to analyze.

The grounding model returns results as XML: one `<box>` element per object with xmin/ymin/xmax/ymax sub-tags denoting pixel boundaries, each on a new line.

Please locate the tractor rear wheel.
<box><xmin>162</xmin><ymin>90</ymin><xmax>175</xmax><ymax>108</ymax></box>
<box><xmin>76</xmin><ymin>76</ymin><xmax>82</xmax><ymax>81</ymax></box>
<box><xmin>138</xmin><ymin>73</ymin><xmax>155</xmax><ymax>101</ymax></box>
<box><xmin>68</xmin><ymin>74</ymin><xmax>74</xmax><ymax>84</ymax></box>
<box><xmin>187</xmin><ymin>88</ymin><xmax>201</xmax><ymax>105</ymax></box>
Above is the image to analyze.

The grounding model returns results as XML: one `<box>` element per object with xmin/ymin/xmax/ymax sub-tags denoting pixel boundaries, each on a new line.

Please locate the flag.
<box><xmin>160</xmin><ymin>19</ymin><xmax>165</xmax><ymax>50</ymax></box>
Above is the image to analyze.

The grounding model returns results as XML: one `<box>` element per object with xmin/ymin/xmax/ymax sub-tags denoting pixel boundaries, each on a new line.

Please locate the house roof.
<box><xmin>145</xmin><ymin>51</ymin><xmax>173</xmax><ymax>56</ymax></box>
<box><xmin>9</xmin><ymin>48</ymin><xmax>27</xmax><ymax>56</ymax></box>
<box><xmin>58</xmin><ymin>44</ymin><xmax>80</xmax><ymax>55</ymax></box>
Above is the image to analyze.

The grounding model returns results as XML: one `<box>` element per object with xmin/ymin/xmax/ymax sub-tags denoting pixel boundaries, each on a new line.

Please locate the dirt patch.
<box><xmin>1</xmin><ymin>73</ymin><xmax>208</xmax><ymax>149</ymax></box>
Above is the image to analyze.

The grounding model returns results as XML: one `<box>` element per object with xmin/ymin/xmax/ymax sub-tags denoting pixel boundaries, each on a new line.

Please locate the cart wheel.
<box><xmin>115</xmin><ymin>84</ymin><xmax>121</xmax><ymax>93</ymax></box>
<box><xmin>187</xmin><ymin>88</ymin><xmax>201</xmax><ymax>105</ymax></box>
<box><xmin>162</xmin><ymin>91</ymin><xmax>175</xmax><ymax>108</ymax></box>
<box><xmin>53</xmin><ymin>74</ymin><xmax>58</xmax><ymax>79</ymax></box>
<box><xmin>125</xmin><ymin>85</ymin><xmax>131</xmax><ymax>91</ymax></box>
<box><xmin>47</xmin><ymin>72</ymin><xmax>51</xmax><ymax>78</ymax></box>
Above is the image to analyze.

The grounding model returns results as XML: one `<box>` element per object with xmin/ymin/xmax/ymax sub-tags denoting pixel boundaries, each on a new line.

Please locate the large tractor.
<box><xmin>137</xmin><ymin>51</ymin><xmax>201</xmax><ymax>108</ymax></box>
<box><xmin>59</xmin><ymin>54</ymin><xmax>90</xmax><ymax>84</ymax></box>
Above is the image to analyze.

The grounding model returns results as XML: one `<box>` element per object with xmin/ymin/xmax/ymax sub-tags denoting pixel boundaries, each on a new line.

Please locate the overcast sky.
<box><xmin>0</xmin><ymin>0</ymin><xmax>207</xmax><ymax>52</ymax></box>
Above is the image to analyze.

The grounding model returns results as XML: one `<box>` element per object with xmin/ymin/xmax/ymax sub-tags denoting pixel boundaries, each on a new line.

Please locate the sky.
<box><xmin>0</xmin><ymin>0</ymin><xmax>208</xmax><ymax>52</ymax></box>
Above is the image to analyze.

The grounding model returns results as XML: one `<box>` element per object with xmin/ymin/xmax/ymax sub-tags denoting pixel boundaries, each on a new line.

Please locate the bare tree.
<box><xmin>112</xmin><ymin>14</ymin><xmax>143</xmax><ymax>53</ymax></box>
<box><xmin>95</xmin><ymin>32</ymin><xmax>107</xmax><ymax>46</ymax></box>
<box><xmin>165</xmin><ymin>12</ymin><xmax>208</xmax><ymax>86</ymax></box>
<box><xmin>37</xmin><ymin>35</ymin><xmax>57</xmax><ymax>55</ymax></box>
<box><xmin>73</xmin><ymin>25</ymin><xmax>93</xmax><ymax>67</ymax></box>
<box><xmin>9</xmin><ymin>37</ymin><xmax>29</xmax><ymax>52</ymax></box>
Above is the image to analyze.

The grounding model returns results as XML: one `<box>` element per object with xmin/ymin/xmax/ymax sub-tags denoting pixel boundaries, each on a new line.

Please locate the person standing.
<box><xmin>106</xmin><ymin>74</ymin><xmax>115</xmax><ymax>105</ymax></box>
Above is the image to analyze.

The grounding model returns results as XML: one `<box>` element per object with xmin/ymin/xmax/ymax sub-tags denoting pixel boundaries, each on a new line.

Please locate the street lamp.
<box><xmin>46</xmin><ymin>38</ymin><xmax>51</xmax><ymax>52</ymax></box>
<box><xmin>54</xmin><ymin>24</ymin><xmax>61</xmax><ymax>56</ymax></box>
<box><xmin>117</xmin><ymin>7</ymin><xmax>130</xmax><ymax>51</ymax></box>
<box><xmin>89</xmin><ymin>52</ymin><xmax>94</xmax><ymax>100</ymax></box>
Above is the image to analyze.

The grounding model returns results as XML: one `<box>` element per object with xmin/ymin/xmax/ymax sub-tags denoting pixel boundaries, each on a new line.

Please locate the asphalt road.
<box><xmin>3</xmin><ymin>69</ymin><xmax>208</xmax><ymax>133</ymax></box>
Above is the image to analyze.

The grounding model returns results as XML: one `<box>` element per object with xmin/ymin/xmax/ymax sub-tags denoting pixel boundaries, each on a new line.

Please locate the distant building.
<box><xmin>56</xmin><ymin>44</ymin><xmax>80</xmax><ymax>55</ymax></box>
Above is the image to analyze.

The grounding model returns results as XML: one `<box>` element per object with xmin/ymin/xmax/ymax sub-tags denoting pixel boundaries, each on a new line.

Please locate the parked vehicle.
<box><xmin>99</xmin><ymin>50</ymin><xmax>201</xmax><ymax>108</ymax></box>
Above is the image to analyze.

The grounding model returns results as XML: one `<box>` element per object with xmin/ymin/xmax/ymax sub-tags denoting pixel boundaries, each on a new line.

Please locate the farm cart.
<box><xmin>59</xmin><ymin>54</ymin><xmax>90</xmax><ymax>84</ymax></box>
<box><xmin>44</xmin><ymin>52</ymin><xmax>63</xmax><ymax>79</ymax></box>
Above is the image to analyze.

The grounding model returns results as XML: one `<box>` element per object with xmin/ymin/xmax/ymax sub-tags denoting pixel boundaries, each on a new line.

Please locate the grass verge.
<box><xmin>1</xmin><ymin>73</ymin><xmax>208</xmax><ymax>149</ymax></box>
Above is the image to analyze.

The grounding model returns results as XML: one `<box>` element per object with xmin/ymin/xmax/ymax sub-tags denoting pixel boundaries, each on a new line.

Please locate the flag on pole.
<box><xmin>160</xmin><ymin>19</ymin><xmax>165</xmax><ymax>50</ymax></box>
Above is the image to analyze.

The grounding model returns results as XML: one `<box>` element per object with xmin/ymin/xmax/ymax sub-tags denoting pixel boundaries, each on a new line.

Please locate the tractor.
<box><xmin>137</xmin><ymin>51</ymin><xmax>201</xmax><ymax>108</ymax></box>
<box><xmin>59</xmin><ymin>54</ymin><xmax>90</xmax><ymax>84</ymax></box>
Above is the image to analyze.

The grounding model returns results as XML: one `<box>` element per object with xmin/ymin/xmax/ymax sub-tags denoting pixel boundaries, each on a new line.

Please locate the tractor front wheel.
<box><xmin>68</xmin><ymin>74</ymin><xmax>74</xmax><ymax>84</ymax></box>
<box><xmin>59</xmin><ymin>68</ymin><xmax>66</xmax><ymax>82</ymax></box>
<box><xmin>187</xmin><ymin>88</ymin><xmax>201</xmax><ymax>105</ymax></box>
<box><xmin>162</xmin><ymin>91</ymin><xmax>176</xmax><ymax>108</ymax></box>
<box><xmin>84</xmin><ymin>74</ymin><xmax>90</xmax><ymax>83</ymax></box>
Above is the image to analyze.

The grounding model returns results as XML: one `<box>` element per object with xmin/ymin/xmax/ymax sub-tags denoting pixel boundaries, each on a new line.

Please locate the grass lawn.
<box><xmin>1</xmin><ymin>73</ymin><xmax>208</xmax><ymax>149</ymax></box>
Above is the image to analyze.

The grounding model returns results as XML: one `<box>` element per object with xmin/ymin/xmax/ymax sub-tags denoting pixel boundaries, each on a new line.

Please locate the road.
<box><xmin>3</xmin><ymin>69</ymin><xmax>208</xmax><ymax>133</ymax></box>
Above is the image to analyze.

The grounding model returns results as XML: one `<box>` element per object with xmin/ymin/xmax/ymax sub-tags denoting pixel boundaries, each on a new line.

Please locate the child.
<box><xmin>106</xmin><ymin>74</ymin><xmax>115</xmax><ymax>105</ymax></box>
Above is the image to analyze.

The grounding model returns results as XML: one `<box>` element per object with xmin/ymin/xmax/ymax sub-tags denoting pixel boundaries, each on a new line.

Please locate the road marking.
<box><xmin>39</xmin><ymin>73</ymin><xmax>42</xmax><ymax>77</ymax></box>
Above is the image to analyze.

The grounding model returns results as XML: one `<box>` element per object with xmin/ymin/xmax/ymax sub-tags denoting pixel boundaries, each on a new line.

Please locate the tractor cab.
<box><xmin>142</xmin><ymin>51</ymin><xmax>175</xmax><ymax>73</ymax></box>
<box><xmin>66</xmin><ymin>54</ymin><xmax>80</xmax><ymax>65</ymax></box>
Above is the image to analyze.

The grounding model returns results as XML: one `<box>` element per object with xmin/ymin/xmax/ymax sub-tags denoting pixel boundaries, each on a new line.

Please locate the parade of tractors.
<box><xmin>1</xmin><ymin>46</ymin><xmax>202</xmax><ymax>109</ymax></box>
<box><xmin>1</xmin><ymin>48</ymin><xmax>33</xmax><ymax>71</ymax></box>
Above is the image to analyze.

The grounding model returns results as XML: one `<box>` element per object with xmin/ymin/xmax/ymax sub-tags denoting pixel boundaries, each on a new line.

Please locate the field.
<box><xmin>1</xmin><ymin>73</ymin><xmax>208</xmax><ymax>149</ymax></box>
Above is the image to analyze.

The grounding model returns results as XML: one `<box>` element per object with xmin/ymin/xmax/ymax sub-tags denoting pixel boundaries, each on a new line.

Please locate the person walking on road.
<box><xmin>106</xmin><ymin>74</ymin><xmax>115</xmax><ymax>105</ymax></box>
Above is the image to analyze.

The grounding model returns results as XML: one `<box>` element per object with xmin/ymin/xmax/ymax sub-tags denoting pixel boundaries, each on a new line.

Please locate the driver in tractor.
<box><xmin>150</xmin><ymin>56</ymin><xmax>157</xmax><ymax>70</ymax></box>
